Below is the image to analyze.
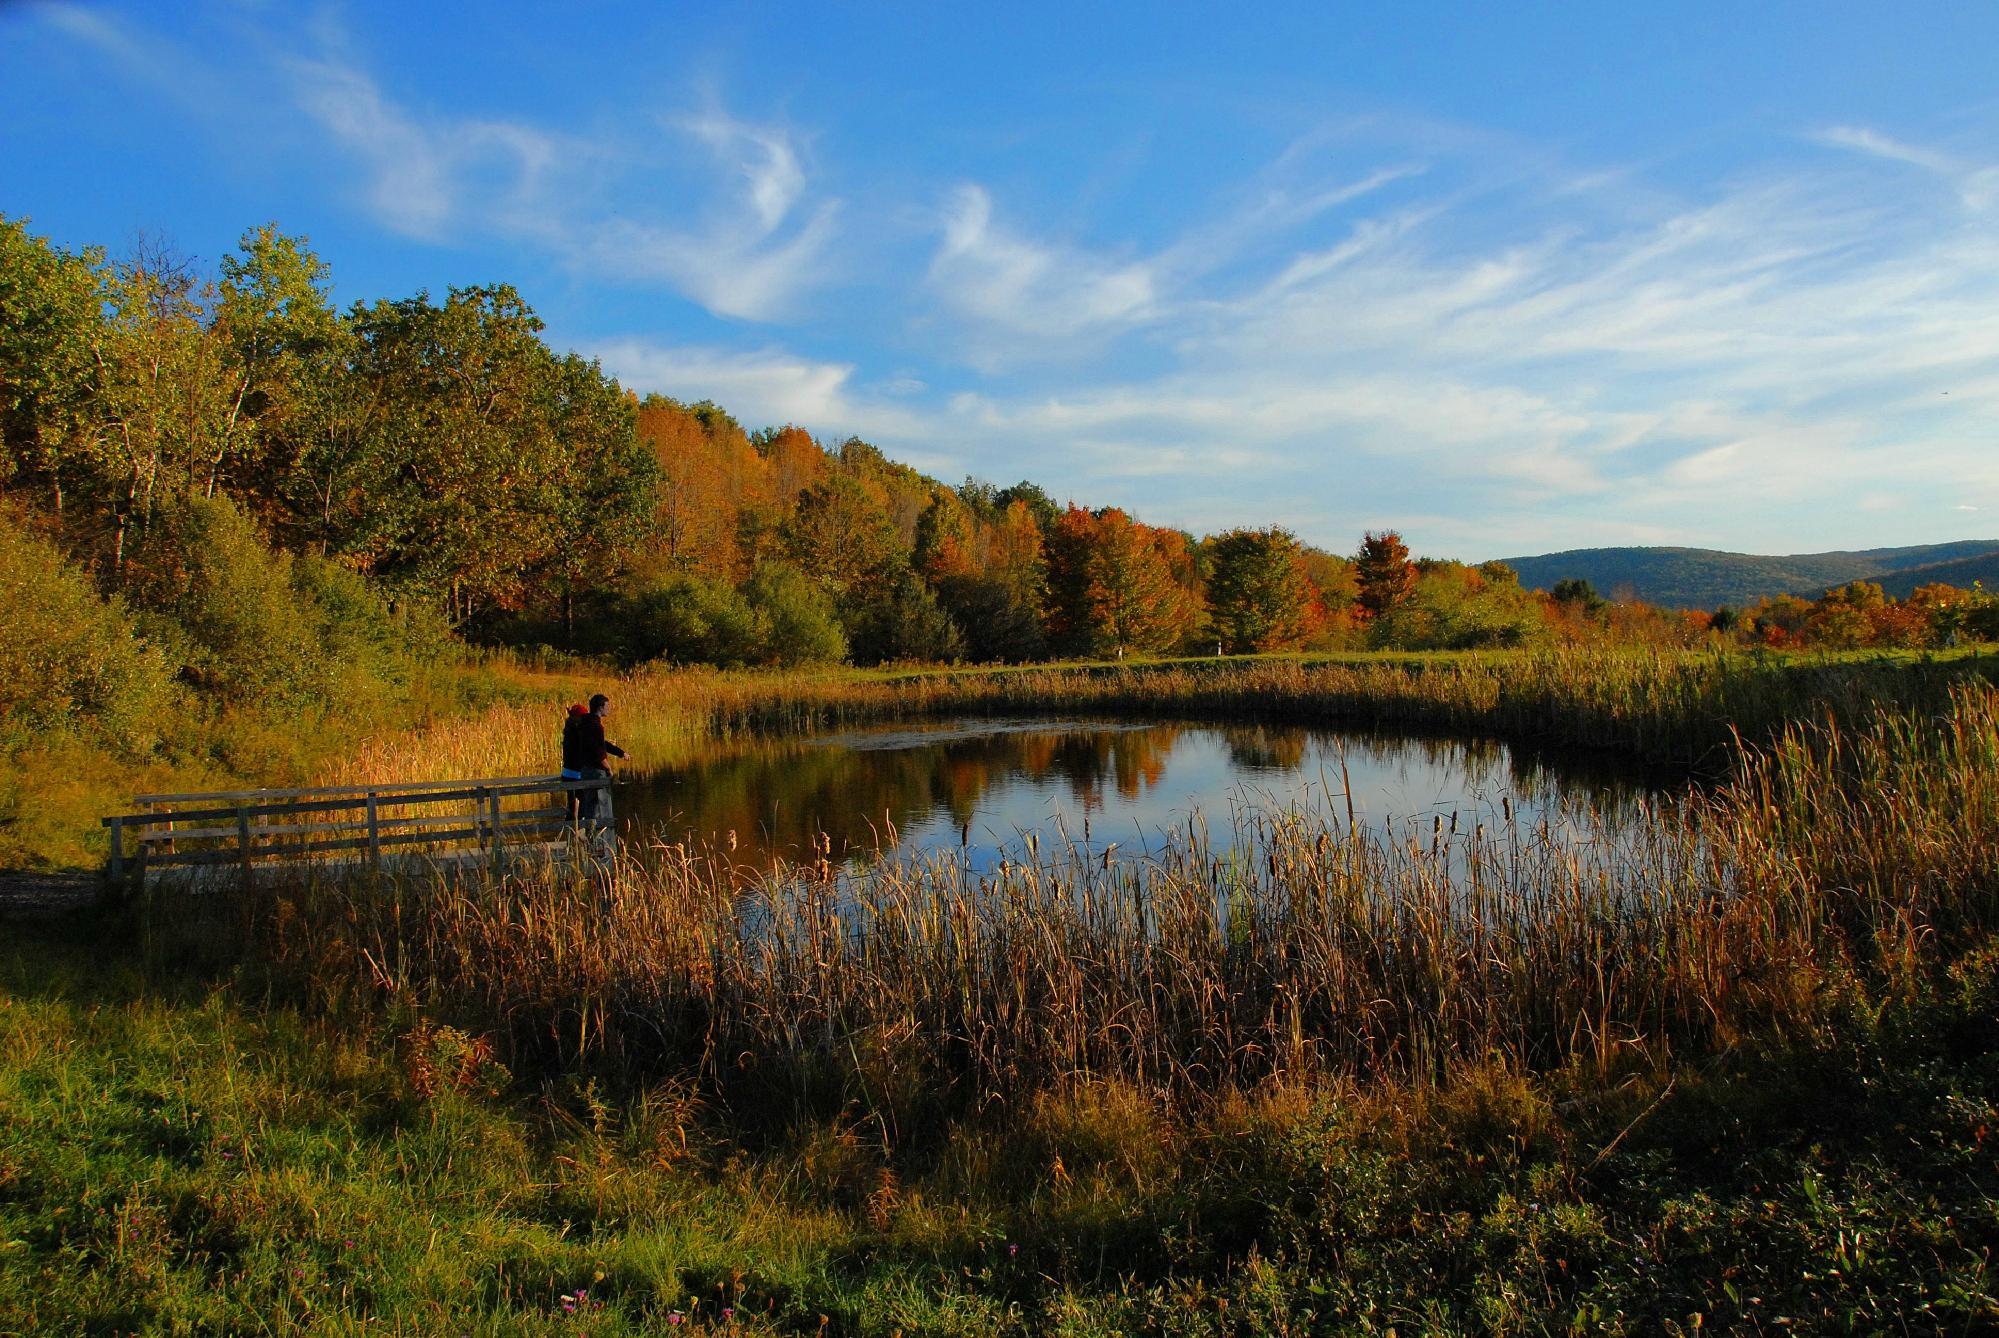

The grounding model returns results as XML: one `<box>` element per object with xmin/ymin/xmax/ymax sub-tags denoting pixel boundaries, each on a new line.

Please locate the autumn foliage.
<box><xmin>6</xmin><ymin>212</ymin><xmax>1999</xmax><ymax>686</ymax></box>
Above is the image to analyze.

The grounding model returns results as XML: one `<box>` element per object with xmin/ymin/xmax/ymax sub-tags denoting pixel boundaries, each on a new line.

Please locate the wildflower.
<box><xmin>667</xmin><ymin>1311</ymin><xmax>685</xmax><ymax>1325</ymax></box>
<box><xmin>1008</xmin><ymin>1243</ymin><xmax>1019</xmax><ymax>1258</ymax></box>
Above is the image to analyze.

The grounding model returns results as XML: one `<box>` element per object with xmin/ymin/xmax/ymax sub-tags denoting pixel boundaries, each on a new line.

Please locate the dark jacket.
<box><xmin>562</xmin><ymin>710</ymin><xmax>625</xmax><ymax>771</ymax></box>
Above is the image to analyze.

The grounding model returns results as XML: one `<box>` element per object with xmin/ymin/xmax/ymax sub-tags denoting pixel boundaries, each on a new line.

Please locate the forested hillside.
<box><xmin>1867</xmin><ymin>548</ymin><xmax>1999</xmax><ymax>600</ymax></box>
<box><xmin>1501</xmin><ymin>540</ymin><xmax>1999</xmax><ymax>608</ymax></box>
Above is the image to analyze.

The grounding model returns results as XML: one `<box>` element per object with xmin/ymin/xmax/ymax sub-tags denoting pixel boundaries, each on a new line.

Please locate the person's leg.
<box><xmin>580</xmin><ymin>766</ymin><xmax>614</xmax><ymax>854</ymax></box>
<box><xmin>579</xmin><ymin>767</ymin><xmax>609</xmax><ymax>829</ymax></box>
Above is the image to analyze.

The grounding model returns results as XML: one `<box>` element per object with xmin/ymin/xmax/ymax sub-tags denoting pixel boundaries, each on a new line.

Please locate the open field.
<box><xmin>4</xmin><ymin>650</ymin><xmax>1998</xmax><ymax>1332</ymax></box>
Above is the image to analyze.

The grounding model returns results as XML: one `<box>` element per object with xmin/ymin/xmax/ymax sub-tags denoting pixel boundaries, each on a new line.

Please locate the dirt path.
<box><xmin>0</xmin><ymin>870</ymin><xmax>102</xmax><ymax>917</ymax></box>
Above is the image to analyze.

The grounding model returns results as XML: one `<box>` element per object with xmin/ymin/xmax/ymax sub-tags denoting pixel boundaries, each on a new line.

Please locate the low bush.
<box><xmin>0</xmin><ymin>513</ymin><xmax>182</xmax><ymax>756</ymax></box>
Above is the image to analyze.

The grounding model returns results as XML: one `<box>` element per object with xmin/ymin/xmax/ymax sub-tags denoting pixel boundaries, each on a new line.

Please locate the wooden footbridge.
<box><xmin>101</xmin><ymin>774</ymin><xmax>612</xmax><ymax>887</ymax></box>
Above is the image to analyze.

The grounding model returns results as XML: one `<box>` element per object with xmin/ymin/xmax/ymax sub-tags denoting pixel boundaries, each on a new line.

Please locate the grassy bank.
<box><xmin>6</xmin><ymin>649</ymin><xmax>1999</xmax><ymax>1330</ymax></box>
<box><xmin>337</xmin><ymin>645</ymin><xmax>1999</xmax><ymax>791</ymax></box>
<box><xmin>2</xmin><ymin>650</ymin><xmax>609</xmax><ymax>872</ymax></box>
<box><xmin>4</xmin><ymin>910</ymin><xmax>1995</xmax><ymax>1333</ymax></box>
<box><xmin>21</xmin><ymin>645</ymin><xmax>1992</xmax><ymax>870</ymax></box>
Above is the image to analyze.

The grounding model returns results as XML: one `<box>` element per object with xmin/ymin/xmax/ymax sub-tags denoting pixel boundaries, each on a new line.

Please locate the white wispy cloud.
<box><xmin>896</xmin><ymin>121</ymin><xmax>1999</xmax><ymax>553</ymax></box>
<box><xmin>922</xmin><ymin>156</ymin><xmax>1428</xmax><ymax>363</ymax></box>
<box><xmin>1814</xmin><ymin>123</ymin><xmax>1999</xmax><ymax>210</ymax></box>
<box><xmin>35</xmin><ymin>3</ymin><xmax>154</xmax><ymax>67</ymax></box>
<box><xmin>46</xmin><ymin>5</ymin><xmax>842</xmax><ymax>322</ymax></box>
<box><xmin>281</xmin><ymin>45</ymin><xmax>839</xmax><ymax>319</ymax></box>
<box><xmin>587</xmin><ymin>339</ymin><xmax>941</xmax><ymax>457</ymax></box>
<box><xmin>285</xmin><ymin>54</ymin><xmax>571</xmax><ymax>238</ymax></box>
<box><xmin>926</xmin><ymin>184</ymin><xmax>1160</xmax><ymax>348</ymax></box>
<box><xmin>566</xmin><ymin>109</ymin><xmax>842</xmax><ymax>321</ymax></box>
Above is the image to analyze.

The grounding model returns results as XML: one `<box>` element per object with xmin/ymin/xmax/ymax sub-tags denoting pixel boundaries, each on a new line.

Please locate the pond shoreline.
<box><xmin>617</xmin><ymin>711</ymin><xmax>1688</xmax><ymax>879</ymax></box>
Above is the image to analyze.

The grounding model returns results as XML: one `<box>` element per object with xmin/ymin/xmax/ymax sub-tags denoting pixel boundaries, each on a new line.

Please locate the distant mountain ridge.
<box><xmin>1494</xmin><ymin>540</ymin><xmax>1999</xmax><ymax>609</ymax></box>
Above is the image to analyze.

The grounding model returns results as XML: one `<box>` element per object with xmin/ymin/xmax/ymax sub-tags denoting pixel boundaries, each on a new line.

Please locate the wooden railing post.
<box><xmin>236</xmin><ymin>805</ymin><xmax>253</xmax><ymax>882</ymax></box>
<box><xmin>488</xmin><ymin>789</ymin><xmax>505</xmax><ymax>877</ymax></box>
<box><xmin>108</xmin><ymin>816</ymin><xmax>125</xmax><ymax>884</ymax></box>
<box><xmin>366</xmin><ymin>793</ymin><xmax>382</xmax><ymax>872</ymax></box>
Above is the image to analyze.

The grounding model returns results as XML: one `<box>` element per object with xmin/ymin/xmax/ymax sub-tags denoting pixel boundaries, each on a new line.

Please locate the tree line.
<box><xmin>4</xmin><ymin>213</ymin><xmax>1994</xmax><ymax>731</ymax></box>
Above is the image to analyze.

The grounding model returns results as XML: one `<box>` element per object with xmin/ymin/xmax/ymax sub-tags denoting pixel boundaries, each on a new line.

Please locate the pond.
<box><xmin>616</xmin><ymin>717</ymin><xmax>1678</xmax><ymax>876</ymax></box>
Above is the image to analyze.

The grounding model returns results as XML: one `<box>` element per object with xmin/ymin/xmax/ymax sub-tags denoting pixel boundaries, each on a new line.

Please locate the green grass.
<box><xmin>2</xmin><ymin>913</ymin><xmax>1995</xmax><ymax>1334</ymax></box>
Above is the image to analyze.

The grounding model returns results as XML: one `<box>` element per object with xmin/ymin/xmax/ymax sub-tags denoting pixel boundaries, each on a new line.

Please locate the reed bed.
<box><xmin>328</xmin><ymin>647</ymin><xmax>1996</xmax><ymax>792</ymax></box>
<box><xmin>208</xmin><ymin>664</ymin><xmax>1999</xmax><ymax>1141</ymax></box>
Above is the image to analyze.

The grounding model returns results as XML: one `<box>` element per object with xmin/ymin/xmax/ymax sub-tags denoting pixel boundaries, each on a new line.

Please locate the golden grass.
<box><xmin>329</xmin><ymin>645</ymin><xmax>1995</xmax><ymax>790</ymax></box>
<box><xmin>189</xmin><ymin>653</ymin><xmax>1999</xmax><ymax>1138</ymax></box>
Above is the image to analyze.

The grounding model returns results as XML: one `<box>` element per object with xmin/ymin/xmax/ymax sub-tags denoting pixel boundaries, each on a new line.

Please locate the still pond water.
<box><xmin>617</xmin><ymin>718</ymin><xmax>1673</xmax><ymax>875</ymax></box>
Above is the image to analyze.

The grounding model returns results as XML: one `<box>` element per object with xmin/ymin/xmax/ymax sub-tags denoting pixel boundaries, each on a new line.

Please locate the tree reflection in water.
<box><xmin>619</xmin><ymin>718</ymin><xmax>1673</xmax><ymax>879</ymax></box>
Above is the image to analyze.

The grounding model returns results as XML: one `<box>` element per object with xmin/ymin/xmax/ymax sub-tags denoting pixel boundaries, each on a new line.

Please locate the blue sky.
<box><xmin>5</xmin><ymin>2</ymin><xmax>1997</xmax><ymax>559</ymax></box>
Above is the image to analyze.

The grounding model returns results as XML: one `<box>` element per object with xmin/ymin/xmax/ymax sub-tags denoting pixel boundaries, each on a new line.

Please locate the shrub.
<box><xmin>846</xmin><ymin>568</ymin><xmax>965</xmax><ymax>665</ymax></box>
<box><xmin>124</xmin><ymin>495</ymin><xmax>320</xmax><ymax>703</ymax></box>
<box><xmin>742</xmin><ymin>560</ymin><xmax>847</xmax><ymax>666</ymax></box>
<box><xmin>0</xmin><ymin>513</ymin><xmax>178</xmax><ymax>753</ymax></box>
<box><xmin>621</xmin><ymin>574</ymin><xmax>759</xmax><ymax>666</ymax></box>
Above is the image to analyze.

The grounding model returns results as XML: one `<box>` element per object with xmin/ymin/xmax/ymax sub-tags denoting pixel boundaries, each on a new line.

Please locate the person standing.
<box><xmin>561</xmin><ymin>693</ymin><xmax>627</xmax><ymax>841</ymax></box>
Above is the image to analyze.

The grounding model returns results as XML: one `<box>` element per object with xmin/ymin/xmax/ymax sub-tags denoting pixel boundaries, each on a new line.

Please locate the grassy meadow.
<box><xmin>4</xmin><ymin>649</ymin><xmax>1999</xmax><ymax>1332</ymax></box>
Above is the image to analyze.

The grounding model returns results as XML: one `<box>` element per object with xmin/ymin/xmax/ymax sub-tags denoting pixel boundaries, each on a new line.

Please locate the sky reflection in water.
<box><xmin>620</xmin><ymin>718</ymin><xmax>1669</xmax><ymax>876</ymax></box>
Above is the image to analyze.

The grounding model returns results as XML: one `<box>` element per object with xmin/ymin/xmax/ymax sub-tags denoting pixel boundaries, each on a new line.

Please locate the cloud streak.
<box><xmin>567</xmin><ymin>109</ymin><xmax>842</xmax><ymax>321</ymax></box>
<box><xmin>888</xmin><ymin>122</ymin><xmax>1999</xmax><ymax>554</ymax></box>
<box><xmin>31</xmin><ymin>6</ymin><xmax>1999</xmax><ymax>555</ymax></box>
<box><xmin>273</xmin><ymin>27</ymin><xmax>840</xmax><ymax>319</ymax></box>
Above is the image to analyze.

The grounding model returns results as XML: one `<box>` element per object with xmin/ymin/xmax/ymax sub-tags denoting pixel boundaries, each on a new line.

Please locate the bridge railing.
<box><xmin>101</xmin><ymin>775</ymin><xmax>613</xmax><ymax>884</ymax></box>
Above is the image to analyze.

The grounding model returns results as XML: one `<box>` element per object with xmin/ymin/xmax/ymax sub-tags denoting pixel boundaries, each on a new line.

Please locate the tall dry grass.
<box><xmin>212</xmin><ymin>659</ymin><xmax>1999</xmax><ymax>1138</ymax></box>
<box><xmin>328</xmin><ymin>647</ymin><xmax>1997</xmax><ymax>789</ymax></box>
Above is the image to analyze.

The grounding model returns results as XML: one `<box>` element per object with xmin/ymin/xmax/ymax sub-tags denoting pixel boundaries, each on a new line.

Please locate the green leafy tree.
<box><xmin>531</xmin><ymin>354</ymin><xmax>656</xmax><ymax>645</ymax></box>
<box><xmin>123</xmin><ymin>494</ymin><xmax>317</xmax><ymax>703</ymax></box>
<box><xmin>0</xmin><ymin>512</ymin><xmax>178</xmax><ymax>754</ymax></box>
<box><xmin>210</xmin><ymin>226</ymin><xmax>344</xmax><ymax>518</ymax></box>
<box><xmin>623</xmin><ymin>574</ymin><xmax>759</xmax><ymax>666</ymax></box>
<box><xmin>995</xmin><ymin>479</ymin><xmax>1059</xmax><ymax>532</ymax></box>
<box><xmin>785</xmin><ymin>470</ymin><xmax>906</xmax><ymax>598</ymax></box>
<box><xmin>90</xmin><ymin>240</ymin><xmax>239</xmax><ymax>577</ymax></box>
<box><xmin>743</xmin><ymin>560</ymin><xmax>847</xmax><ymax>666</ymax></box>
<box><xmin>849</xmin><ymin>568</ymin><xmax>965</xmax><ymax>665</ymax></box>
<box><xmin>1206</xmin><ymin>527</ymin><xmax>1313</xmax><ymax>653</ymax></box>
<box><xmin>341</xmin><ymin>286</ymin><xmax>575</xmax><ymax>622</ymax></box>
<box><xmin>0</xmin><ymin>217</ymin><xmax>111</xmax><ymax>522</ymax></box>
<box><xmin>1807</xmin><ymin>580</ymin><xmax>1886</xmax><ymax>649</ymax></box>
<box><xmin>1371</xmin><ymin>563</ymin><xmax>1548</xmax><ymax>650</ymax></box>
<box><xmin>1549</xmin><ymin>577</ymin><xmax>1606</xmax><ymax>613</ymax></box>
